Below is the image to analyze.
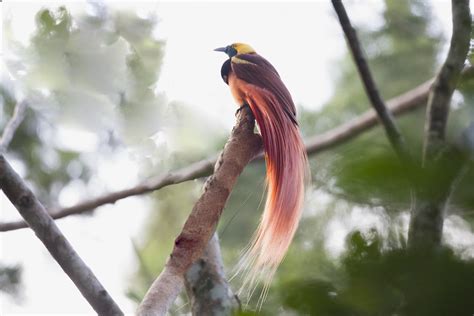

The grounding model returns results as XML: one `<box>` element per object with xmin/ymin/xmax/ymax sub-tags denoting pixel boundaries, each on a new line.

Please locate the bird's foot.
<box><xmin>235</xmin><ymin>103</ymin><xmax>250</xmax><ymax>116</ymax></box>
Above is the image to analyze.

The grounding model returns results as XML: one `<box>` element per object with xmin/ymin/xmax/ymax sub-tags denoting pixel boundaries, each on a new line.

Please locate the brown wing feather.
<box><xmin>231</xmin><ymin>54</ymin><xmax>297</xmax><ymax>124</ymax></box>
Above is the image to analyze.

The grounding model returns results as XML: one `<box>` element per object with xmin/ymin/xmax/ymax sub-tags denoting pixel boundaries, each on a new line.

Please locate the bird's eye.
<box><xmin>227</xmin><ymin>46</ymin><xmax>238</xmax><ymax>57</ymax></box>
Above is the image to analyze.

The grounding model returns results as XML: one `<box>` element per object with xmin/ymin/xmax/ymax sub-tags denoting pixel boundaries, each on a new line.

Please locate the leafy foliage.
<box><xmin>280</xmin><ymin>231</ymin><xmax>474</xmax><ymax>316</ymax></box>
<box><xmin>2</xmin><ymin>4</ymin><xmax>167</xmax><ymax>201</ymax></box>
<box><xmin>0</xmin><ymin>265</ymin><xmax>22</xmax><ymax>298</ymax></box>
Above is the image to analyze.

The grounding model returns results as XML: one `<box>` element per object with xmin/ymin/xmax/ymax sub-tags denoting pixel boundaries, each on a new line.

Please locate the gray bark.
<box><xmin>137</xmin><ymin>106</ymin><xmax>261</xmax><ymax>316</ymax></box>
<box><xmin>185</xmin><ymin>234</ymin><xmax>239</xmax><ymax>316</ymax></box>
<box><xmin>0</xmin><ymin>73</ymin><xmax>449</xmax><ymax>232</ymax></box>
<box><xmin>331</xmin><ymin>0</ymin><xmax>409</xmax><ymax>161</ymax></box>
<box><xmin>408</xmin><ymin>0</ymin><xmax>471</xmax><ymax>248</ymax></box>
<box><xmin>0</xmin><ymin>155</ymin><xmax>123</xmax><ymax>315</ymax></box>
<box><xmin>0</xmin><ymin>100</ymin><xmax>27</xmax><ymax>152</ymax></box>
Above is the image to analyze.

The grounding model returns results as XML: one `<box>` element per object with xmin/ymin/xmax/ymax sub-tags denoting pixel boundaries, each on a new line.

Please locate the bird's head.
<box><xmin>214</xmin><ymin>43</ymin><xmax>256</xmax><ymax>57</ymax></box>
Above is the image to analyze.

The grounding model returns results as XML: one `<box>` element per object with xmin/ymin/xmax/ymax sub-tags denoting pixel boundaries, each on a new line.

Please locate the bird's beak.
<box><xmin>214</xmin><ymin>47</ymin><xmax>227</xmax><ymax>53</ymax></box>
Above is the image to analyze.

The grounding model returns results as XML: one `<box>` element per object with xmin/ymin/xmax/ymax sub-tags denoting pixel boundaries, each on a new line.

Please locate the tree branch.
<box><xmin>0</xmin><ymin>77</ymin><xmax>438</xmax><ymax>232</ymax></box>
<box><xmin>137</xmin><ymin>106</ymin><xmax>262</xmax><ymax>315</ymax></box>
<box><xmin>303</xmin><ymin>79</ymin><xmax>432</xmax><ymax>156</ymax></box>
<box><xmin>331</xmin><ymin>0</ymin><xmax>409</xmax><ymax>161</ymax></box>
<box><xmin>0</xmin><ymin>155</ymin><xmax>123</xmax><ymax>315</ymax></box>
<box><xmin>422</xmin><ymin>0</ymin><xmax>472</xmax><ymax>162</ymax></box>
<box><xmin>2</xmin><ymin>66</ymin><xmax>472</xmax><ymax>233</ymax></box>
<box><xmin>0</xmin><ymin>156</ymin><xmax>217</xmax><ymax>231</ymax></box>
<box><xmin>408</xmin><ymin>0</ymin><xmax>471</xmax><ymax>248</ymax></box>
<box><xmin>184</xmin><ymin>234</ymin><xmax>239</xmax><ymax>315</ymax></box>
<box><xmin>0</xmin><ymin>100</ymin><xmax>27</xmax><ymax>152</ymax></box>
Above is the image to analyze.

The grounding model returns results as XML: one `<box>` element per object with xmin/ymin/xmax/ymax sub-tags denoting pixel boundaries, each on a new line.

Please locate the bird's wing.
<box><xmin>231</xmin><ymin>53</ymin><xmax>297</xmax><ymax>122</ymax></box>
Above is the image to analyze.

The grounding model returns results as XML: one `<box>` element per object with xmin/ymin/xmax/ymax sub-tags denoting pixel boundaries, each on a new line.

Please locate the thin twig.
<box><xmin>0</xmin><ymin>100</ymin><xmax>27</xmax><ymax>152</ymax></box>
<box><xmin>423</xmin><ymin>0</ymin><xmax>471</xmax><ymax>163</ymax></box>
<box><xmin>0</xmin><ymin>155</ymin><xmax>123</xmax><ymax>315</ymax></box>
<box><xmin>303</xmin><ymin>79</ymin><xmax>432</xmax><ymax>157</ymax></box>
<box><xmin>1</xmin><ymin>67</ymin><xmax>471</xmax><ymax>233</ymax></box>
<box><xmin>0</xmin><ymin>77</ymin><xmax>436</xmax><ymax>232</ymax></box>
<box><xmin>3</xmin><ymin>66</ymin><xmax>472</xmax><ymax>233</ymax></box>
<box><xmin>0</xmin><ymin>155</ymin><xmax>217</xmax><ymax>231</ymax></box>
<box><xmin>331</xmin><ymin>0</ymin><xmax>409</xmax><ymax>161</ymax></box>
<box><xmin>0</xmin><ymin>77</ymin><xmax>440</xmax><ymax>232</ymax></box>
<box><xmin>137</xmin><ymin>106</ymin><xmax>262</xmax><ymax>315</ymax></box>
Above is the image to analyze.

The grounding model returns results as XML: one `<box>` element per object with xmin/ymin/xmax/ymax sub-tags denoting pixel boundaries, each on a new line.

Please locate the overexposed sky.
<box><xmin>0</xmin><ymin>0</ymin><xmax>457</xmax><ymax>314</ymax></box>
<box><xmin>154</xmin><ymin>1</ymin><xmax>343</xmax><ymax>126</ymax></box>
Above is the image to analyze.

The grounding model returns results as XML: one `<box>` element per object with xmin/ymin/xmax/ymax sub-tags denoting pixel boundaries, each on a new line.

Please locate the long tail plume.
<box><xmin>236</xmin><ymin>88</ymin><xmax>309</xmax><ymax>304</ymax></box>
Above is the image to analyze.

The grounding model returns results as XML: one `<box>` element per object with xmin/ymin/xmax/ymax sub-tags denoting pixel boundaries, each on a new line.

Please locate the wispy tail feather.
<box><xmin>236</xmin><ymin>87</ymin><xmax>309</xmax><ymax>302</ymax></box>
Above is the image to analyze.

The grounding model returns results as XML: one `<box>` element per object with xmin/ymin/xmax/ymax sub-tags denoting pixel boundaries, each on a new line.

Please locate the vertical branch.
<box><xmin>408</xmin><ymin>0</ymin><xmax>471</xmax><ymax>248</ymax></box>
<box><xmin>0</xmin><ymin>100</ymin><xmax>27</xmax><ymax>152</ymax></box>
<box><xmin>331</xmin><ymin>0</ymin><xmax>409</xmax><ymax>161</ymax></box>
<box><xmin>184</xmin><ymin>234</ymin><xmax>239</xmax><ymax>315</ymax></box>
<box><xmin>422</xmin><ymin>0</ymin><xmax>472</xmax><ymax>162</ymax></box>
<box><xmin>137</xmin><ymin>106</ymin><xmax>262</xmax><ymax>315</ymax></box>
<box><xmin>0</xmin><ymin>155</ymin><xmax>123</xmax><ymax>315</ymax></box>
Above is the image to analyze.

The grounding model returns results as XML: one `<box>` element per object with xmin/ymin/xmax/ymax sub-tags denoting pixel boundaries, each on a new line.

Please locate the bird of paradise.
<box><xmin>215</xmin><ymin>43</ymin><xmax>309</xmax><ymax>300</ymax></box>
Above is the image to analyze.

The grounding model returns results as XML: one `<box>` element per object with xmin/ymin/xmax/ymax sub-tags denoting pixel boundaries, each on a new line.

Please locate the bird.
<box><xmin>215</xmin><ymin>43</ymin><xmax>309</xmax><ymax>299</ymax></box>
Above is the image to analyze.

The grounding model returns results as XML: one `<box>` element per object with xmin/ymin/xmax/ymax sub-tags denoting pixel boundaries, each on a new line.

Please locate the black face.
<box><xmin>214</xmin><ymin>45</ymin><xmax>238</xmax><ymax>58</ymax></box>
<box><xmin>225</xmin><ymin>45</ymin><xmax>238</xmax><ymax>57</ymax></box>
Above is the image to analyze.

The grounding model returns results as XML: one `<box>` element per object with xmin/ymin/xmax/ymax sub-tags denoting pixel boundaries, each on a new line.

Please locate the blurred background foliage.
<box><xmin>2</xmin><ymin>0</ymin><xmax>474</xmax><ymax>315</ymax></box>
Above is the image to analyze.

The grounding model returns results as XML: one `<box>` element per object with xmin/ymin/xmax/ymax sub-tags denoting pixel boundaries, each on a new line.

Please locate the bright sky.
<box><xmin>154</xmin><ymin>1</ymin><xmax>343</xmax><ymax>126</ymax></box>
<box><xmin>0</xmin><ymin>0</ymin><xmax>461</xmax><ymax>314</ymax></box>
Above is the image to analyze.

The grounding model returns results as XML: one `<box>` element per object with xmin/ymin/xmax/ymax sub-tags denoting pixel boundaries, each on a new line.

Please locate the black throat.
<box><xmin>220</xmin><ymin>59</ymin><xmax>231</xmax><ymax>85</ymax></box>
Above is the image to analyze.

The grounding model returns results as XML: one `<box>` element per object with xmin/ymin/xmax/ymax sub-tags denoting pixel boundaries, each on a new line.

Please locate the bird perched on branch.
<box><xmin>215</xmin><ymin>43</ymin><xmax>309</xmax><ymax>297</ymax></box>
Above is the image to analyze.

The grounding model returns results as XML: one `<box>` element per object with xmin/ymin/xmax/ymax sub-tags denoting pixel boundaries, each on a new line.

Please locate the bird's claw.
<box><xmin>235</xmin><ymin>103</ymin><xmax>250</xmax><ymax>116</ymax></box>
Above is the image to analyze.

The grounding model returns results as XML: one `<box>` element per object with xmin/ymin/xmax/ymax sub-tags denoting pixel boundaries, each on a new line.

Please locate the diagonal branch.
<box><xmin>302</xmin><ymin>79</ymin><xmax>432</xmax><ymax>157</ymax></box>
<box><xmin>0</xmin><ymin>154</ymin><xmax>123</xmax><ymax>315</ymax></box>
<box><xmin>1</xmin><ymin>66</ymin><xmax>471</xmax><ymax>233</ymax></box>
<box><xmin>137</xmin><ymin>106</ymin><xmax>262</xmax><ymax>315</ymax></box>
<box><xmin>0</xmin><ymin>77</ymin><xmax>440</xmax><ymax>232</ymax></box>
<box><xmin>0</xmin><ymin>100</ymin><xmax>27</xmax><ymax>152</ymax></box>
<box><xmin>331</xmin><ymin>0</ymin><xmax>409</xmax><ymax>161</ymax></box>
<box><xmin>422</xmin><ymin>0</ymin><xmax>472</xmax><ymax>162</ymax></box>
<box><xmin>0</xmin><ymin>77</ymin><xmax>435</xmax><ymax>232</ymax></box>
<box><xmin>0</xmin><ymin>155</ymin><xmax>217</xmax><ymax>231</ymax></box>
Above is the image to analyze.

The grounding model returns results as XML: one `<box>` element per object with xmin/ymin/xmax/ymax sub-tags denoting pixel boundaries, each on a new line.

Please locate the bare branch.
<box><xmin>331</xmin><ymin>0</ymin><xmax>409</xmax><ymax>161</ymax></box>
<box><xmin>303</xmin><ymin>79</ymin><xmax>432</xmax><ymax>156</ymax></box>
<box><xmin>408</xmin><ymin>0</ymin><xmax>471</xmax><ymax>248</ymax></box>
<box><xmin>3</xmin><ymin>66</ymin><xmax>472</xmax><ymax>233</ymax></box>
<box><xmin>0</xmin><ymin>155</ymin><xmax>123</xmax><ymax>315</ymax></box>
<box><xmin>0</xmin><ymin>77</ymin><xmax>436</xmax><ymax>232</ymax></box>
<box><xmin>0</xmin><ymin>156</ymin><xmax>217</xmax><ymax>231</ymax></box>
<box><xmin>184</xmin><ymin>234</ymin><xmax>239</xmax><ymax>315</ymax></box>
<box><xmin>0</xmin><ymin>100</ymin><xmax>27</xmax><ymax>152</ymax></box>
<box><xmin>137</xmin><ymin>106</ymin><xmax>262</xmax><ymax>315</ymax></box>
<box><xmin>423</xmin><ymin>0</ymin><xmax>472</xmax><ymax>162</ymax></box>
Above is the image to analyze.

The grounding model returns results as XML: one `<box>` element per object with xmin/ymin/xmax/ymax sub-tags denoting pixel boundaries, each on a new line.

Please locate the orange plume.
<box><xmin>216</xmin><ymin>43</ymin><xmax>309</xmax><ymax>301</ymax></box>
